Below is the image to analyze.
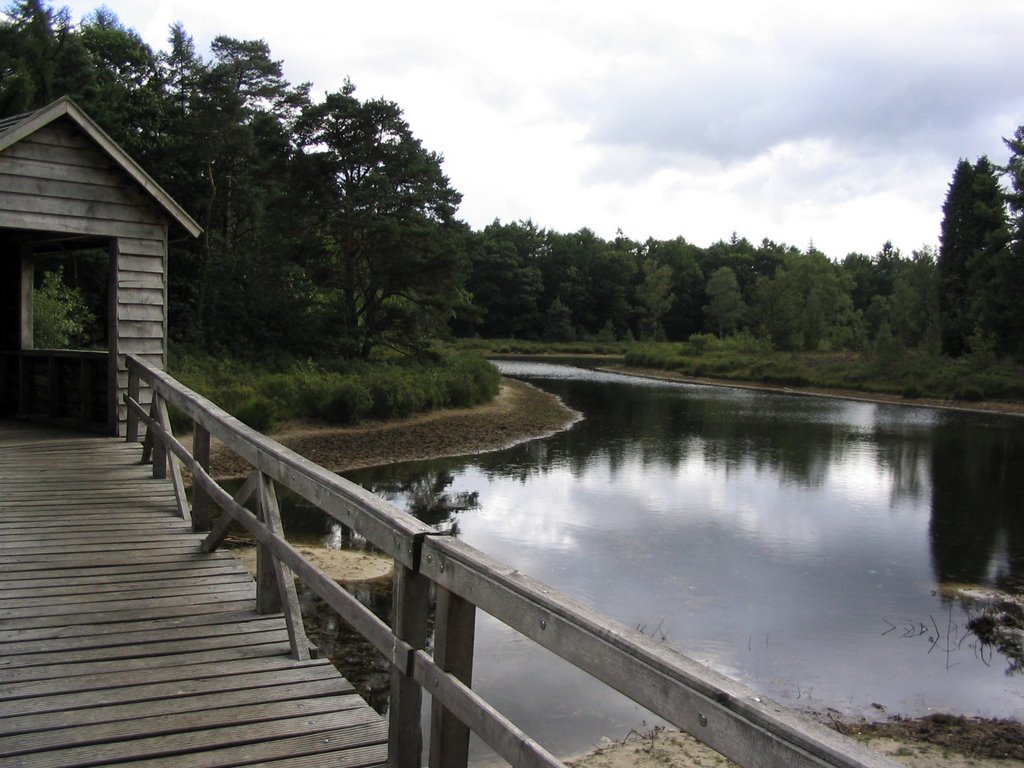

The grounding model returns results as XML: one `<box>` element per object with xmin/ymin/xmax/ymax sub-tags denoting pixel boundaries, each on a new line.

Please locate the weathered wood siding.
<box><xmin>0</xmin><ymin>119</ymin><xmax>167</xmax><ymax>239</ymax></box>
<box><xmin>111</xmin><ymin>236</ymin><xmax>166</xmax><ymax>430</ymax></box>
<box><xmin>0</xmin><ymin>116</ymin><xmax>170</xmax><ymax>434</ymax></box>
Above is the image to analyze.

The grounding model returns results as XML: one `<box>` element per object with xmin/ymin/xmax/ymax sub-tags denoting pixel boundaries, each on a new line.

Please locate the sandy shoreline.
<box><xmin>207</xmin><ymin>377</ymin><xmax>581</xmax><ymax>480</ymax></box>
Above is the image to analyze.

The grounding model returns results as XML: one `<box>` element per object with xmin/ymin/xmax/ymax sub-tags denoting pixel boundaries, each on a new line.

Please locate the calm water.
<box><xmin>290</xmin><ymin>361</ymin><xmax>1024</xmax><ymax>759</ymax></box>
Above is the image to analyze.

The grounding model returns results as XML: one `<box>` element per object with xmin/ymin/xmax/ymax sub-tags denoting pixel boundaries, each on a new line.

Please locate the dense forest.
<box><xmin>4</xmin><ymin>1</ymin><xmax>1024</xmax><ymax>368</ymax></box>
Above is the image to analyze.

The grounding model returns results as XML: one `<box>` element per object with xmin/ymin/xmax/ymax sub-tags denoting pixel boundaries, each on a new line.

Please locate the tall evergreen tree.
<box><xmin>938</xmin><ymin>157</ymin><xmax>1008</xmax><ymax>356</ymax></box>
<box><xmin>294</xmin><ymin>83</ymin><xmax>467</xmax><ymax>358</ymax></box>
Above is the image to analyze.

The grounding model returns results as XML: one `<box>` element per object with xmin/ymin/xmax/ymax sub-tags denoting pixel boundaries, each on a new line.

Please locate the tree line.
<box><xmin>3</xmin><ymin>1</ymin><xmax>1023</xmax><ymax>363</ymax></box>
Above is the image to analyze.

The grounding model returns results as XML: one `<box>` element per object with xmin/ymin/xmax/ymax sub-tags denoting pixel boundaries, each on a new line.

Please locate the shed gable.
<box><xmin>0</xmin><ymin>118</ymin><xmax>167</xmax><ymax>240</ymax></box>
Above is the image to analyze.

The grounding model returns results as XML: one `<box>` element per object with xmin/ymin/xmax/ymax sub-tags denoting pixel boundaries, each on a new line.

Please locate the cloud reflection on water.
<box><xmin>342</xmin><ymin>362</ymin><xmax>1024</xmax><ymax>756</ymax></box>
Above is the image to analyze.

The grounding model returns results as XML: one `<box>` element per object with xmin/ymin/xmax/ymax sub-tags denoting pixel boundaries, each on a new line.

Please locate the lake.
<box><xmin>289</xmin><ymin>361</ymin><xmax>1024</xmax><ymax>760</ymax></box>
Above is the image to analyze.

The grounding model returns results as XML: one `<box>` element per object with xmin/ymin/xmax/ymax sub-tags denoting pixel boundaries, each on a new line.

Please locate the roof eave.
<box><xmin>0</xmin><ymin>96</ymin><xmax>202</xmax><ymax>238</ymax></box>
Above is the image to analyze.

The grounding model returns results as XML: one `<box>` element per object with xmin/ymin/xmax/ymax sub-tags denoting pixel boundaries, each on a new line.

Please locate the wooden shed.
<box><xmin>0</xmin><ymin>96</ymin><xmax>200</xmax><ymax>435</ymax></box>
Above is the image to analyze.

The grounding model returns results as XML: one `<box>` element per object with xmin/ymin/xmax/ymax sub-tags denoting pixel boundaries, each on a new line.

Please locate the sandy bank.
<box><xmin>208</xmin><ymin>377</ymin><xmax>580</xmax><ymax>480</ymax></box>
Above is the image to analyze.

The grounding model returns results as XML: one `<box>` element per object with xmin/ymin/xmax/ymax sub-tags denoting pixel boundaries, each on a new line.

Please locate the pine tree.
<box><xmin>937</xmin><ymin>157</ymin><xmax>1009</xmax><ymax>356</ymax></box>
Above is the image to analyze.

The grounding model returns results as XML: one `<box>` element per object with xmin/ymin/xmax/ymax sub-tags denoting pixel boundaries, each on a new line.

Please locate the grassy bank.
<box><xmin>454</xmin><ymin>336</ymin><xmax>1024</xmax><ymax>405</ymax></box>
<box><xmin>624</xmin><ymin>334</ymin><xmax>1024</xmax><ymax>403</ymax></box>
<box><xmin>167</xmin><ymin>345</ymin><xmax>501</xmax><ymax>433</ymax></box>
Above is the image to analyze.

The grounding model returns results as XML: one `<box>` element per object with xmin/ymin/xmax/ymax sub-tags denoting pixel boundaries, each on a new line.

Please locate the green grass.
<box><xmin>163</xmin><ymin>337</ymin><xmax>1023</xmax><ymax>435</ymax></box>
<box><xmin>166</xmin><ymin>344</ymin><xmax>501</xmax><ymax>433</ymax></box>
<box><xmin>623</xmin><ymin>334</ymin><xmax>1024</xmax><ymax>403</ymax></box>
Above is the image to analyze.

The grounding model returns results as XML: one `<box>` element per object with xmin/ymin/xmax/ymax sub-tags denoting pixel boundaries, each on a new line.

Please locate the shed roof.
<box><xmin>0</xmin><ymin>96</ymin><xmax>201</xmax><ymax>237</ymax></box>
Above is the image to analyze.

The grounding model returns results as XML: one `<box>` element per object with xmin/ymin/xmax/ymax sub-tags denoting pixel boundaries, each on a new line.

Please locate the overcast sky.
<box><xmin>63</xmin><ymin>0</ymin><xmax>1024</xmax><ymax>257</ymax></box>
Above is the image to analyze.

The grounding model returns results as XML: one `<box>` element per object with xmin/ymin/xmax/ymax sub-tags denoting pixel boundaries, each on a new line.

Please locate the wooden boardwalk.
<box><xmin>0</xmin><ymin>421</ymin><xmax>387</xmax><ymax>768</ymax></box>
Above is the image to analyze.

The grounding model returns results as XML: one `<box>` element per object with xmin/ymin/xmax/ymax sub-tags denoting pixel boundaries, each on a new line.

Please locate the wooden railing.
<box><xmin>124</xmin><ymin>355</ymin><xmax>900</xmax><ymax>768</ymax></box>
<box><xmin>0</xmin><ymin>349</ymin><xmax>109</xmax><ymax>429</ymax></box>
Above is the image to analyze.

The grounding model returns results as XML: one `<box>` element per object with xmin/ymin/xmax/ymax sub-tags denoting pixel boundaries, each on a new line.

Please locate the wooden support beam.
<box><xmin>19</xmin><ymin>245</ymin><xmax>32</xmax><ymax>350</ymax></box>
<box><xmin>126</xmin><ymin>369</ymin><xmax>140</xmax><ymax>443</ymax></box>
<box><xmin>388</xmin><ymin>565</ymin><xmax>431</xmax><ymax>768</ymax></box>
<box><xmin>429</xmin><ymin>586</ymin><xmax>476</xmax><ymax>768</ymax></box>
<box><xmin>149</xmin><ymin>397</ymin><xmax>165</xmax><ymax>479</ymax></box>
<box><xmin>191</xmin><ymin>423</ymin><xmax>211</xmax><ymax>532</ymax></box>
<box><xmin>256</xmin><ymin>473</ymin><xmax>311</xmax><ymax>661</ymax></box>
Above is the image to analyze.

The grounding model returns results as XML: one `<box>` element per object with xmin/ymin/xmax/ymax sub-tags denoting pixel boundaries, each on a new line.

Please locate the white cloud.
<box><xmin>62</xmin><ymin>0</ymin><xmax>1024</xmax><ymax>256</ymax></box>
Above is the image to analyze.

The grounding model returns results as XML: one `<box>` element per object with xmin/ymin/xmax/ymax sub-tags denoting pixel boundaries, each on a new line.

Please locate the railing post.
<box><xmin>389</xmin><ymin>563</ymin><xmax>431</xmax><ymax>768</ymax></box>
<box><xmin>150</xmin><ymin>397</ymin><xmax>166</xmax><ymax>479</ymax></box>
<box><xmin>80</xmin><ymin>356</ymin><xmax>93</xmax><ymax>424</ymax></box>
<box><xmin>429</xmin><ymin>586</ymin><xmax>476</xmax><ymax>768</ymax></box>
<box><xmin>18</xmin><ymin>354</ymin><xmax>30</xmax><ymax>416</ymax></box>
<box><xmin>192</xmin><ymin>422</ymin><xmax>211</xmax><ymax>532</ymax></box>
<box><xmin>255</xmin><ymin>473</ymin><xmax>311</xmax><ymax>661</ymax></box>
<box><xmin>255</xmin><ymin>478</ymin><xmax>283</xmax><ymax>616</ymax></box>
<box><xmin>47</xmin><ymin>354</ymin><xmax>59</xmax><ymax>419</ymax></box>
<box><xmin>126</xmin><ymin>365</ymin><xmax>140</xmax><ymax>443</ymax></box>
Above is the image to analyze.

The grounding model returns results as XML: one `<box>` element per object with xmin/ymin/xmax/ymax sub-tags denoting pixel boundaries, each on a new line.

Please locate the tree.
<box><xmin>634</xmin><ymin>258</ymin><xmax>675</xmax><ymax>340</ymax></box>
<box><xmin>751</xmin><ymin>250</ymin><xmax>856</xmax><ymax>351</ymax></box>
<box><xmin>542</xmin><ymin>298</ymin><xmax>575</xmax><ymax>342</ymax></box>
<box><xmin>703</xmin><ymin>266</ymin><xmax>746</xmax><ymax>337</ymax></box>
<box><xmin>75</xmin><ymin>8</ymin><xmax>165</xmax><ymax>162</ymax></box>
<box><xmin>463</xmin><ymin>220</ymin><xmax>545</xmax><ymax>338</ymax></box>
<box><xmin>643</xmin><ymin>237</ymin><xmax>704</xmax><ymax>340</ymax></box>
<box><xmin>938</xmin><ymin>157</ymin><xmax>1009</xmax><ymax>356</ymax></box>
<box><xmin>992</xmin><ymin>127</ymin><xmax>1024</xmax><ymax>360</ymax></box>
<box><xmin>295</xmin><ymin>83</ymin><xmax>466</xmax><ymax>358</ymax></box>
<box><xmin>0</xmin><ymin>1</ymin><xmax>93</xmax><ymax>115</ymax></box>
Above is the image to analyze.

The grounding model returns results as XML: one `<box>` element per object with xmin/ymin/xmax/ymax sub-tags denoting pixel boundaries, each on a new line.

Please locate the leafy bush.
<box><xmin>166</xmin><ymin>345</ymin><xmax>500</xmax><ymax>429</ymax></box>
<box><xmin>235</xmin><ymin>396</ymin><xmax>277</xmax><ymax>432</ymax></box>
<box><xmin>33</xmin><ymin>269</ymin><xmax>97</xmax><ymax>349</ymax></box>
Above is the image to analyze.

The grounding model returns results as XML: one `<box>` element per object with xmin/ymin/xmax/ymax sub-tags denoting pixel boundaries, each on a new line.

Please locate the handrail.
<box><xmin>124</xmin><ymin>355</ymin><xmax>900</xmax><ymax>768</ymax></box>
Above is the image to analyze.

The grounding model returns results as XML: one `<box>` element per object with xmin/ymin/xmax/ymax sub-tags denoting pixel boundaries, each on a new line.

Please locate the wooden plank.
<box><xmin>0</xmin><ymin>598</ymin><xmax>256</xmax><ymax>631</ymax></box>
<box><xmin>19</xmin><ymin>122</ymin><xmax>94</xmax><ymax>150</ymax></box>
<box><xmin>118</xmin><ymin>303</ymin><xmax>164</xmax><ymax>321</ymax></box>
<box><xmin>3</xmin><ymin>663</ymin><xmax>345</xmax><ymax>716</ymax></box>
<box><xmin>0</xmin><ymin>207</ymin><xmax>166</xmax><ymax>240</ymax></box>
<box><xmin>0</xmin><ymin>520</ymin><xmax>194</xmax><ymax>538</ymax></box>
<box><xmin>0</xmin><ymin>679</ymin><xmax>354</xmax><ymax>737</ymax></box>
<box><xmin>0</xmin><ymin>643</ymin><xmax>295</xmax><ymax>689</ymax></box>
<box><xmin>231</xmin><ymin>745</ymin><xmax>387</xmax><ymax>768</ymax></box>
<box><xmin>0</xmin><ymin>695</ymin><xmax>367</xmax><ymax>757</ymax></box>
<box><xmin>0</xmin><ymin>171</ymin><xmax>151</xmax><ymax>208</ymax></box>
<box><xmin>0</xmin><ymin>629</ymin><xmax>290</xmax><ymax>672</ymax></box>
<box><xmin>77</xmin><ymin>722</ymin><xmax>388</xmax><ymax>768</ymax></box>
<box><xmin>118</xmin><ymin>337</ymin><xmax>165</xmax><ymax>355</ymax></box>
<box><xmin>0</xmin><ymin>573</ymin><xmax>251</xmax><ymax>602</ymax></box>
<box><xmin>0</xmin><ymin>617</ymin><xmax>278</xmax><ymax>657</ymax></box>
<box><xmin>115</xmin><ymin>320</ymin><xmax>164</xmax><ymax>340</ymax></box>
<box><xmin>113</xmin><ymin>237</ymin><xmax>166</xmax><ymax>258</ymax></box>
<box><xmin>0</xmin><ymin>540</ymin><xmax>204</xmax><ymax>558</ymax></box>
<box><xmin>117</xmin><ymin>269</ymin><xmax>164</xmax><ymax>290</ymax></box>
<box><xmin>0</xmin><ymin>189</ymin><xmax>162</xmax><ymax>227</ymax></box>
<box><xmin>1</xmin><ymin>137</ymin><xmax>114</xmax><ymax>170</ymax></box>
<box><xmin>0</xmin><ymin>606</ymin><xmax>275</xmax><ymax>645</ymax></box>
<box><xmin>0</xmin><ymin>552</ymin><xmax>241</xmax><ymax>580</ymax></box>
<box><xmin>0</xmin><ymin>582</ymin><xmax>256</xmax><ymax>614</ymax></box>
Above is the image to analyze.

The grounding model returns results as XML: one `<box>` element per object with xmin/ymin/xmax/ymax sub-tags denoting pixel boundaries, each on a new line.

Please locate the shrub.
<box><xmin>318</xmin><ymin>379</ymin><xmax>373</xmax><ymax>424</ymax></box>
<box><xmin>235</xmin><ymin>396</ymin><xmax>277</xmax><ymax>432</ymax></box>
<box><xmin>687</xmin><ymin>333</ymin><xmax>718</xmax><ymax>353</ymax></box>
<box><xmin>953</xmin><ymin>385</ymin><xmax>985</xmax><ymax>402</ymax></box>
